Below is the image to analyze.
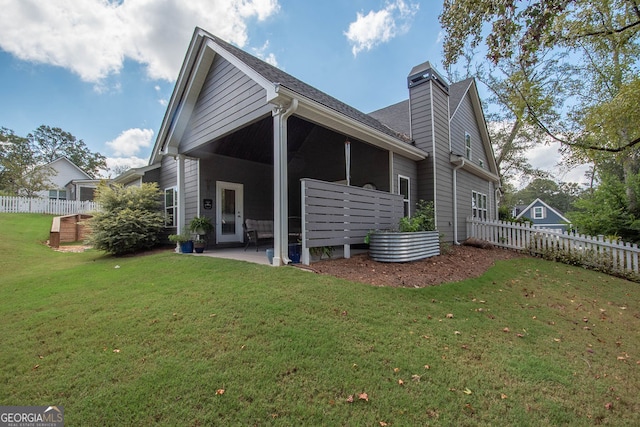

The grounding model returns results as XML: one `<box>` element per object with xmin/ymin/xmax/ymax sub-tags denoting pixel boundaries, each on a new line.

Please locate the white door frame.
<box><xmin>215</xmin><ymin>181</ymin><xmax>244</xmax><ymax>243</ymax></box>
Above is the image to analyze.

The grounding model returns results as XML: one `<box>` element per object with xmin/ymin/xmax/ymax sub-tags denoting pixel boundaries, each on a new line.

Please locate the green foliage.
<box><xmin>398</xmin><ymin>200</ymin><xmax>435</xmax><ymax>232</ymax></box>
<box><xmin>27</xmin><ymin>125</ymin><xmax>107</xmax><ymax>178</ymax></box>
<box><xmin>1</xmin><ymin>214</ymin><xmax>640</xmax><ymax>425</ymax></box>
<box><xmin>168</xmin><ymin>232</ymin><xmax>191</xmax><ymax>244</ymax></box>
<box><xmin>566</xmin><ymin>172</ymin><xmax>640</xmax><ymax>242</ymax></box>
<box><xmin>87</xmin><ymin>182</ymin><xmax>164</xmax><ymax>255</ymax></box>
<box><xmin>189</xmin><ymin>216</ymin><xmax>214</xmax><ymax>234</ymax></box>
<box><xmin>0</xmin><ymin>127</ymin><xmax>55</xmax><ymax>196</ymax></box>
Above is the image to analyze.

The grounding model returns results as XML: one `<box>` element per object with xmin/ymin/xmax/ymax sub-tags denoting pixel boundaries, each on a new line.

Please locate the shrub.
<box><xmin>398</xmin><ymin>200</ymin><xmax>435</xmax><ymax>232</ymax></box>
<box><xmin>87</xmin><ymin>182</ymin><xmax>165</xmax><ymax>255</ymax></box>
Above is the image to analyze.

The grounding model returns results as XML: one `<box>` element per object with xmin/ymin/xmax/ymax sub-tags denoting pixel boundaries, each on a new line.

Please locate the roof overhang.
<box><xmin>450</xmin><ymin>154</ymin><xmax>500</xmax><ymax>183</ymax></box>
<box><xmin>113</xmin><ymin>163</ymin><xmax>161</xmax><ymax>185</ymax></box>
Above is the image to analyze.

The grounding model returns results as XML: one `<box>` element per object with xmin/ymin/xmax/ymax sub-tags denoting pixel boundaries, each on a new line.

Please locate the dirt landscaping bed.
<box><xmin>310</xmin><ymin>245</ymin><xmax>524</xmax><ymax>288</ymax></box>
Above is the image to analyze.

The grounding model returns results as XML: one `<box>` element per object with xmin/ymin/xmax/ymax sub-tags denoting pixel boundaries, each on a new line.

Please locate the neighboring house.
<box><xmin>514</xmin><ymin>198</ymin><xmax>571</xmax><ymax>232</ymax></box>
<box><xmin>136</xmin><ymin>27</ymin><xmax>500</xmax><ymax>265</ymax></box>
<box><xmin>37</xmin><ymin>157</ymin><xmax>100</xmax><ymax>201</ymax></box>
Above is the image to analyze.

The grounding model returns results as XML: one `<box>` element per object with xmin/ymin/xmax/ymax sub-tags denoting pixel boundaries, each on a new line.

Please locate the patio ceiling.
<box><xmin>188</xmin><ymin>115</ymin><xmax>319</xmax><ymax>165</ymax></box>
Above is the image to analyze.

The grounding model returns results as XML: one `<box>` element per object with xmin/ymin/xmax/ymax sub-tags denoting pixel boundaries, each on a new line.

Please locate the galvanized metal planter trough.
<box><xmin>369</xmin><ymin>230</ymin><xmax>440</xmax><ymax>262</ymax></box>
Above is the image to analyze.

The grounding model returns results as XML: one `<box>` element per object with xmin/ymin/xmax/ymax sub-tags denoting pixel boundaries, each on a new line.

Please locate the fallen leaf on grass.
<box><xmin>454</xmin><ymin>331</ymin><xmax>461</xmax><ymax>335</ymax></box>
<box><xmin>32</xmin><ymin>364</ymin><xmax>39</xmax><ymax>370</ymax></box>
<box><xmin>398</xmin><ymin>379</ymin><xmax>404</xmax><ymax>386</ymax></box>
<box><xmin>446</xmin><ymin>313</ymin><xmax>454</xmax><ymax>319</ymax></box>
<box><xmin>358</xmin><ymin>392</ymin><xmax>369</xmax><ymax>402</ymax></box>
<box><xmin>463</xmin><ymin>388</ymin><xmax>473</xmax><ymax>395</ymax></box>
<box><xmin>503</xmin><ymin>327</ymin><xmax>510</xmax><ymax>333</ymax></box>
<box><xmin>424</xmin><ymin>364</ymin><xmax>431</xmax><ymax>369</ymax></box>
<box><xmin>216</xmin><ymin>389</ymin><xmax>225</xmax><ymax>395</ymax></box>
<box><xmin>553</xmin><ymin>338</ymin><xmax>561</xmax><ymax>342</ymax></box>
<box><xmin>605</xmin><ymin>402</ymin><xmax>613</xmax><ymax>410</ymax></box>
<box><xmin>411</xmin><ymin>374</ymin><xmax>421</xmax><ymax>382</ymax></box>
<box><xmin>113</xmin><ymin>349</ymin><xmax>121</xmax><ymax>353</ymax></box>
<box><xmin>379</xmin><ymin>422</ymin><xmax>388</xmax><ymax>427</ymax></box>
<box><xmin>500</xmin><ymin>393</ymin><xmax>508</xmax><ymax>399</ymax></box>
<box><xmin>393</xmin><ymin>367</ymin><xmax>400</xmax><ymax>373</ymax></box>
<box><xmin>346</xmin><ymin>395</ymin><xmax>354</xmax><ymax>403</ymax></box>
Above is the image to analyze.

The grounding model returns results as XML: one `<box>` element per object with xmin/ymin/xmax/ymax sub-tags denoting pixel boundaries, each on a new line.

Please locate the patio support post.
<box><xmin>272</xmin><ymin>98</ymin><xmax>298</xmax><ymax>266</ymax></box>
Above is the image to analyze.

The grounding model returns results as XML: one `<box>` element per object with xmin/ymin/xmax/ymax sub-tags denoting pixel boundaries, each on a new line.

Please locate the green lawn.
<box><xmin>1</xmin><ymin>214</ymin><xmax>638</xmax><ymax>426</ymax></box>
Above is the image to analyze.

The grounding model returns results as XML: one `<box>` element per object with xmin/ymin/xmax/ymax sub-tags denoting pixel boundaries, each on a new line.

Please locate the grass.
<box><xmin>1</xmin><ymin>213</ymin><xmax>639</xmax><ymax>426</ymax></box>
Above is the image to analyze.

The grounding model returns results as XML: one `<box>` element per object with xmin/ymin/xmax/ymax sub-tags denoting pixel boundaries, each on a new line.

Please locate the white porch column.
<box><xmin>176</xmin><ymin>154</ymin><xmax>186</xmax><ymax>235</ymax></box>
<box><xmin>272</xmin><ymin>99</ymin><xmax>298</xmax><ymax>266</ymax></box>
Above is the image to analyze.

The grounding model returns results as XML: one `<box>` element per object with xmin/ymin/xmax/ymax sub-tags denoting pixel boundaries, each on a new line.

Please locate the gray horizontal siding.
<box><xmin>181</xmin><ymin>55</ymin><xmax>271</xmax><ymax>152</ymax></box>
<box><xmin>455</xmin><ymin>169</ymin><xmax>495</xmax><ymax>242</ymax></box>
<box><xmin>302</xmin><ymin>179</ymin><xmax>403</xmax><ymax>248</ymax></box>
<box><xmin>451</xmin><ymin>94</ymin><xmax>488</xmax><ymax>168</ymax></box>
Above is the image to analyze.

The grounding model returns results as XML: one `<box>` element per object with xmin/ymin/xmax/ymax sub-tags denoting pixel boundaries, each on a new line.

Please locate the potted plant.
<box><xmin>189</xmin><ymin>216</ymin><xmax>214</xmax><ymax>252</ymax></box>
<box><xmin>368</xmin><ymin>200</ymin><xmax>440</xmax><ymax>262</ymax></box>
<box><xmin>169</xmin><ymin>232</ymin><xmax>193</xmax><ymax>253</ymax></box>
<box><xmin>193</xmin><ymin>239</ymin><xmax>206</xmax><ymax>254</ymax></box>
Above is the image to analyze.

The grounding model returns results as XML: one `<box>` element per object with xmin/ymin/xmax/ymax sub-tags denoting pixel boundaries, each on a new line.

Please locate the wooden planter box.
<box><xmin>369</xmin><ymin>230</ymin><xmax>440</xmax><ymax>262</ymax></box>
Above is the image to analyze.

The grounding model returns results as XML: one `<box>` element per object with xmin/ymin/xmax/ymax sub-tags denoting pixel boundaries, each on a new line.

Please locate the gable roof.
<box><xmin>515</xmin><ymin>198</ymin><xmax>571</xmax><ymax>223</ymax></box>
<box><xmin>368</xmin><ymin>100</ymin><xmax>411</xmax><ymax>138</ymax></box>
<box><xmin>151</xmin><ymin>27</ymin><xmax>425</xmax><ymax>164</ymax></box>
<box><xmin>46</xmin><ymin>157</ymin><xmax>93</xmax><ymax>180</ymax></box>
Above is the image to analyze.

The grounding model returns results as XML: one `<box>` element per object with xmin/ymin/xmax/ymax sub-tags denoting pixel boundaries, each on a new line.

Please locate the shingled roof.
<box><xmin>206</xmin><ymin>30</ymin><xmax>412</xmax><ymax>143</ymax></box>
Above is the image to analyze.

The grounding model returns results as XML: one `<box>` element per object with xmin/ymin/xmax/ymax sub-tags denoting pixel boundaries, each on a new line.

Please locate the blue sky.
<box><xmin>0</xmin><ymin>0</ymin><xmax>587</xmax><ymax>183</ymax></box>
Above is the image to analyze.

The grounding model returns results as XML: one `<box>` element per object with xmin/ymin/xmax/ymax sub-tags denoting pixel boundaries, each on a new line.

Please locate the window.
<box><xmin>164</xmin><ymin>187</ymin><xmax>177</xmax><ymax>227</ymax></box>
<box><xmin>472</xmin><ymin>191</ymin><xmax>487</xmax><ymax>220</ymax></box>
<box><xmin>533</xmin><ymin>206</ymin><xmax>545</xmax><ymax>219</ymax></box>
<box><xmin>479</xmin><ymin>159</ymin><xmax>484</xmax><ymax>168</ymax></box>
<box><xmin>49</xmin><ymin>189</ymin><xmax>66</xmax><ymax>200</ymax></box>
<box><xmin>398</xmin><ymin>175</ymin><xmax>410</xmax><ymax>217</ymax></box>
<box><xmin>465</xmin><ymin>133</ymin><xmax>472</xmax><ymax>160</ymax></box>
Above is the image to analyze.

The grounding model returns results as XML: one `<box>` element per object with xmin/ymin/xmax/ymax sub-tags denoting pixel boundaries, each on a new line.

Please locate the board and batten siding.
<box><xmin>181</xmin><ymin>55</ymin><xmax>272</xmax><ymax>153</ymax></box>
<box><xmin>450</xmin><ymin>94</ymin><xmax>489</xmax><ymax>168</ymax></box>
<box><xmin>392</xmin><ymin>153</ymin><xmax>418</xmax><ymax>216</ymax></box>
<box><xmin>409</xmin><ymin>82</ymin><xmax>435</xmax><ymax>205</ymax></box>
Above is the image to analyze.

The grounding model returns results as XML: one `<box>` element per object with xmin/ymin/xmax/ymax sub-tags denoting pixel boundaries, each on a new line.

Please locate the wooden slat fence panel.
<box><xmin>0</xmin><ymin>196</ymin><xmax>99</xmax><ymax>215</ymax></box>
<box><xmin>302</xmin><ymin>179</ymin><xmax>403</xmax><ymax>251</ymax></box>
<box><xmin>467</xmin><ymin>217</ymin><xmax>640</xmax><ymax>277</ymax></box>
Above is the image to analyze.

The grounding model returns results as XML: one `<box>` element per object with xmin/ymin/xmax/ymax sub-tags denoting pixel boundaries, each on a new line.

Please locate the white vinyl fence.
<box><xmin>467</xmin><ymin>217</ymin><xmax>640</xmax><ymax>278</ymax></box>
<box><xmin>0</xmin><ymin>196</ymin><xmax>99</xmax><ymax>215</ymax></box>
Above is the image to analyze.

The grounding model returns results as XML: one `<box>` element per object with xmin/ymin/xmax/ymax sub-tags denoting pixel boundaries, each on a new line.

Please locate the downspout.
<box><xmin>272</xmin><ymin>98</ymin><xmax>299</xmax><ymax>266</ymax></box>
<box><xmin>452</xmin><ymin>159</ymin><xmax>465</xmax><ymax>245</ymax></box>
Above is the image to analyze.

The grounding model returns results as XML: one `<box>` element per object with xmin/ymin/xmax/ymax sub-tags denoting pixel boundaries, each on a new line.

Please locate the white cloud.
<box><xmin>345</xmin><ymin>0</ymin><xmax>419</xmax><ymax>56</ymax></box>
<box><xmin>527</xmin><ymin>141</ymin><xmax>591</xmax><ymax>185</ymax></box>
<box><xmin>103</xmin><ymin>156</ymin><xmax>149</xmax><ymax>178</ymax></box>
<box><xmin>105</xmin><ymin>128</ymin><xmax>154</xmax><ymax>157</ymax></box>
<box><xmin>0</xmin><ymin>0</ymin><xmax>280</xmax><ymax>82</ymax></box>
<box><xmin>251</xmin><ymin>41</ymin><xmax>279</xmax><ymax>67</ymax></box>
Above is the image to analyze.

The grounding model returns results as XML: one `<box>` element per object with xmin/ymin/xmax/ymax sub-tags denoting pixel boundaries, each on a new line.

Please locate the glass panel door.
<box><xmin>216</xmin><ymin>181</ymin><xmax>244</xmax><ymax>243</ymax></box>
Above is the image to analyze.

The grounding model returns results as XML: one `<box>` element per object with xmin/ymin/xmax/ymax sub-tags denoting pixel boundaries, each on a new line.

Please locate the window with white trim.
<box><xmin>164</xmin><ymin>187</ymin><xmax>177</xmax><ymax>227</ymax></box>
<box><xmin>533</xmin><ymin>206</ymin><xmax>545</xmax><ymax>219</ymax></box>
<box><xmin>49</xmin><ymin>189</ymin><xmax>66</xmax><ymax>200</ymax></box>
<box><xmin>472</xmin><ymin>191</ymin><xmax>487</xmax><ymax>220</ymax></box>
<box><xmin>465</xmin><ymin>133</ymin><xmax>472</xmax><ymax>160</ymax></box>
<box><xmin>398</xmin><ymin>175</ymin><xmax>410</xmax><ymax>217</ymax></box>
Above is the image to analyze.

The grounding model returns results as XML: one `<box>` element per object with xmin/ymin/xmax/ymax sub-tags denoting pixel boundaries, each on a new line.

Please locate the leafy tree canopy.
<box><xmin>28</xmin><ymin>125</ymin><xmax>107</xmax><ymax>178</ymax></box>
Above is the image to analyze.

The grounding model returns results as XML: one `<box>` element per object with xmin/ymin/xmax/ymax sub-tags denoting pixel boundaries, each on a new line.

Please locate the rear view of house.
<box><xmin>132</xmin><ymin>27</ymin><xmax>500</xmax><ymax>265</ymax></box>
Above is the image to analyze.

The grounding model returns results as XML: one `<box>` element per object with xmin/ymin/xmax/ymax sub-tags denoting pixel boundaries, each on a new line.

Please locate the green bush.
<box><xmin>398</xmin><ymin>200</ymin><xmax>435</xmax><ymax>232</ymax></box>
<box><xmin>87</xmin><ymin>182</ymin><xmax>165</xmax><ymax>255</ymax></box>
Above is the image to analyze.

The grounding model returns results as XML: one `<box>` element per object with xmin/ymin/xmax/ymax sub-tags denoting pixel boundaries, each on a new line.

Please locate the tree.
<box><xmin>513</xmin><ymin>178</ymin><xmax>583</xmax><ymax>214</ymax></box>
<box><xmin>28</xmin><ymin>125</ymin><xmax>107</xmax><ymax>178</ymax></box>
<box><xmin>440</xmin><ymin>0</ymin><xmax>640</xmax><ymax>151</ymax></box>
<box><xmin>0</xmin><ymin>127</ymin><xmax>55</xmax><ymax>197</ymax></box>
<box><xmin>87</xmin><ymin>182</ymin><xmax>165</xmax><ymax>255</ymax></box>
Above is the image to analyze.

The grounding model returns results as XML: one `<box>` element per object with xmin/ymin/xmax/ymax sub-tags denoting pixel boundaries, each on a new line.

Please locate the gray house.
<box><xmin>140</xmin><ymin>27</ymin><xmax>500</xmax><ymax>265</ymax></box>
<box><xmin>515</xmin><ymin>198</ymin><xmax>571</xmax><ymax>232</ymax></box>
